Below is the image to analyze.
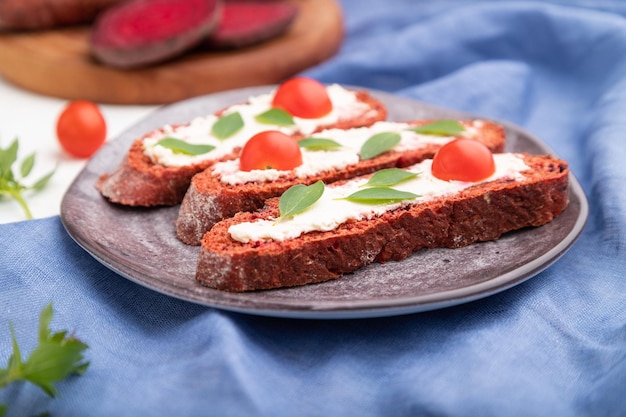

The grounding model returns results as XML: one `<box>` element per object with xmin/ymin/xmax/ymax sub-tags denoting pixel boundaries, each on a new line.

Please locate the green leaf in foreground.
<box><xmin>0</xmin><ymin>303</ymin><xmax>89</xmax><ymax>402</ymax></box>
<box><xmin>0</xmin><ymin>139</ymin><xmax>18</xmax><ymax>177</ymax></box>
<box><xmin>341</xmin><ymin>187</ymin><xmax>419</xmax><ymax>205</ymax></box>
<box><xmin>409</xmin><ymin>119</ymin><xmax>465</xmax><ymax>136</ymax></box>
<box><xmin>277</xmin><ymin>180</ymin><xmax>325</xmax><ymax>222</ymax></box>
<box><xmin>362</xmin><ymin>168</ymin><xmax>419</xmax><ymax>187</ymax></box>
<box><xmin>157</xmin><ymin>138</ymin><xmax>215</xmax><ymax>155</ymax></box>
<box><xmin>0</xmin><ymin>138</ymin><xmax>56</xmax><ymax>220</ymax></box>
<box><xmin>20</xmin><ymin>153</ymin><xmax>35</xmax><ymax>177</ymax></box>
<box><xmin>31</xmin><ymin>170</ymin><xmax>56</xmax><ymax>192</ymax></box>
<box><xmin>298</xmin><ymin>137</ymin><xmax>342</xmax><ymax>151</ymax></box>
<box><xmin>360</xmin><ymin>131</ymin><xmax>401</xmax><ymax>160</ymax></box>
<box><xmin>212</xmin><ymin>112</ymin><xmax>244</xmax><ymax>140</ymax></box>
<box><xmin>255</xmin><ymin>108</ymin><xmax>295</xmax><ymax>126</ymax></box>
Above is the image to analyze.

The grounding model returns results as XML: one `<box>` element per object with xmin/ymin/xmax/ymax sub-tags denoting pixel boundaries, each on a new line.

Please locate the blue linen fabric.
<box><xmin>1</xmin><ymin>0</ymin><xmax>625</xmax><ymax>415</ymax></box>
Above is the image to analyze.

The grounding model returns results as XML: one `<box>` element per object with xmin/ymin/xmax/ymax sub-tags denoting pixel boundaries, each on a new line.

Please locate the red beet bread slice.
<box><xmin>206</xmin><ymin>0</ymin><xmax>299</xmax><ymax>49</ymax></box>
<box><xmin>196</xmin><ymin>153</ymin><xmax>570</xmax><ymax>292</ymax></box>
<box><xmin>175</xmin><ymin>119</ymin><xmax>505</xmax><ymax>246</ymax></box>
<box><xmin>96</xmin><ymin>87</ymin><xmax>387</xmax><ymax>207</ymax></box>
<box><xmin>90</xmin><ymin>0</ymin><xmax>222</xmax><ymax>68</ymax></box>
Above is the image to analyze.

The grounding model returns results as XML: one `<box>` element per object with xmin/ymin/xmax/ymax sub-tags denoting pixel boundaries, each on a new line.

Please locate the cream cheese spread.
<box><xmin>212</xmin><ymin>120</ymin><xmax>485</xmax><ymax>185</ymax></box>
<box><xmin>142</xmin><ymin>84</ymin><xmax>371</xmax><ymax>167</ymax></box>
<box><xmin>228</xmin><ymin>154</ymin><xmax>529</xmax><ymax>243</ymax></box>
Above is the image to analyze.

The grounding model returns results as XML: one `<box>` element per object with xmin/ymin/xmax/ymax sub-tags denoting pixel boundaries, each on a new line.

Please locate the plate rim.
<box><xmin>60</xmin><ymin>85</ymin><xmax>589</xmax><ymax>319</ymax></box>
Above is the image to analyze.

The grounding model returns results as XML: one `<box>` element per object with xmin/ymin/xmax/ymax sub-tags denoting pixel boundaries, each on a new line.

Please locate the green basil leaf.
<box><xmin>278</xmin><ymin>180</ymin><xmax>325</xmax><ymax>221</ymax></box>
<box><xmin>341</xmin><ymin>187</ymin><xmax>419</xmax><ymax>204</ymax></box>
<box><xmin>0</xmin><ymin>139</ymin><xmax>19</xmax><ymax>178</ymax></box>
<box><xmin>212</xmin><ymin>112</ymin><xmax>244</xmax><ymax>139</ymax></box>
<box><xmin>362</xmin><ymin>168</ymin><xmax>418</xmax><ymax>187</ymax></box>
<box><xmin>255</xmin><ymin>108</ymin><xmax>295</xmax><ymax>126</ymax></box>
<box><xmin>409</xmin><ymin>119</ymin><xmax>465</xmax><ymax>136</ymax></box>
<box><xmin>31</xmin><ymin>168</ymin><xmax>56</xmax><ymax>191</ymax></box>
<box><xmin>298</xmin><ymin>137</ymin><xmax>342</xmax><ymax>151</ymax></box>
<box><xmin>23</xmin><ymin>339</ymin><xmax>89</xmax><ymax>386</ymax></box>
<box><xmin>0</xmin><ymin>138</ymin><xmax>56</xmax><ymax>220</ymax></box>
<box><xmin>8</xmin><ymin>324</ymin><xmax>23</xmax><ymax>369</ymax></box>
<box><xmin>156</xmin><ymin>138</ymin><xmax>215</xmax><ymax>155</ymax></box>
<box><xmin>360</xmin><ymin>132</ymin><xmax>401</xmax><ymax>160</ymax></box>
<box><xmin>1</xmin><ymin>303</ymin><xmax>89</xmax><ymax>400</ymax></box>
<box><xmin>20</xmin><ymin>153</ymin><xmax>35</xmax><ymax>178</ymax></box>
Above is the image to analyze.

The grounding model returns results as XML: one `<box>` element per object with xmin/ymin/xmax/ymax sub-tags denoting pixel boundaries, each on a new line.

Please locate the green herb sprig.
<box><xmin>361</xmin><ymin>168</ymin><xmax>419</xmax><ymax>187</ymax></box>
<box><xmin>255</xmin><ymin>108</ymin><xmax>295</xmax><ymax>126</ymax></box>
<box><xmin>0</xmin><ymin>138</ymin><xmax>56</xmax><ymax>220</ymax></box>
<box><xmin>212</xmin><ymin>112</ymin><xmax>245</xmax><ymax>139</ymax></box>
<box><xmin>341</xmin><ymin>187</ymin><xmax>419</xmax><ymax>204</ymax></box>
<box><xmin>0</xmin><ymin>303</ymin><xmax>89</xmax><ymax>413</ymax></box>
<box><xmin>343</xmin><ymin>168</ymin><xmax>421</xmax><ymax>204</ymax></box>
<box><xmin>360</xmin><ymin>132</ymin><xmax>401</xmax><ymax>160</ymax></box>
<box><xmin>408</xmin><ymin>119</ymin><xmax>465</xmax><ymax>136</ymax></box>
<box><xmin>276</xmin><ymin>180</ymin><xmax>325</xmax><ymax>223</ymax></box>
<box><xmin>298</xmin><ymin>137</ymin><xmax>342</xmax><ymax>151</ymax></box>
<box><xmin>156</xmin><ymin>138</ymin><xmax>215</xmax><ymax>155</ymax></box>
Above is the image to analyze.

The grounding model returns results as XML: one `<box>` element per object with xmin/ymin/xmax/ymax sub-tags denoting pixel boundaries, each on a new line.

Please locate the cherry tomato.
<box><xmin>56</xmin><ymin>100</ymin><xmax>107</xmax><ymax>158</ymax></box>
<box><xmin>431</xmin><ymin>139</ymin><xmax>495</xmax><ymax>182</ymax></box>
<box><xmin>271</xmin><ymin>77</ymin><xmax>332</xmax><ymax>119</ymax></box>
<box><xmin>239</xmin><ymin>130</ymin><xmax>303</xmax><ymax>171</ymax></box>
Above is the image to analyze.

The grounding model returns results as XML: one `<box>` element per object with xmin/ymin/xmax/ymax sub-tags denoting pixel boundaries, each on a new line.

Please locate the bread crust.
<box><xmin>96</xmin><ymin>90</ymin><xmax>387</xmax><ymax>207</ymax></box>
<box><xmin>176</xmin><ymin>120</ymin><xmax>505</xmax><ymax>245</ymax></box>
<box><xmin>195</xmin><ymin>154</ymin><xmax>569</xmax><ymax>292</ymax></box>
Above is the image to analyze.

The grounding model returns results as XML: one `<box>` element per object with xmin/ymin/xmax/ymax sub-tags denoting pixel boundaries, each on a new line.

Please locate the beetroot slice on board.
<box><xmin>206</xmin><ymin>0</ymin><xmax>299</xmax><ymax>49</ymax></box>
<box><xmin>90</xmin><ymin>0</ymin><xmax>223</xmax><ymax>68</ymax></box>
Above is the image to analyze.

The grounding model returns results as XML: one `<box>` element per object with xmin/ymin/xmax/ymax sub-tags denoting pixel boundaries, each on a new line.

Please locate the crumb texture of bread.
<box><xmin>195</xmin><ymin>154</ymin><xmax>570</xmax><ymax>292</ymax></box>
<box><xmin>176</xmin><ymin>120</ymin><xmax>505</xmax><ymax>245</ymax></box>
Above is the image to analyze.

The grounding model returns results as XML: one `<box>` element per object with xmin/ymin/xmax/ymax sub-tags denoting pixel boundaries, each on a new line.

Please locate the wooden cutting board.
<box><xmin>0</xmin><ymin>0</ymin><xmax>343</xmax><ymax>104</ymax></box>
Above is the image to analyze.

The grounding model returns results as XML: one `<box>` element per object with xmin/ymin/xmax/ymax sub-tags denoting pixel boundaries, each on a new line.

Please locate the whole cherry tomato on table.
<box><xmin>431</xmin><ymin>139</ymin><xmax>495</xmax><ymax>182</ymax></box>
<box><xmin>56</xmin><ymin>100</ymin><xmax>107</xmax><ymax>158</ymax></box>
<box><xmin>239</xmin><ymin>130</ymin><xmax>303</xmax><ymax>171</ymax></box>
<box><xmin>272</xmin><ymin>77</ymin><xmax>333</xmax><ymax>119</ymax></box>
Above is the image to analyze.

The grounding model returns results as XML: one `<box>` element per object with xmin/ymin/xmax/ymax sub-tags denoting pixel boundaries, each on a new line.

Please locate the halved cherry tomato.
<box><xmin>56</xmin><ymin>100</ymin><xmax>107</xmax><ymax>158</ymax></box>
<box><xmin>239</xmin><ymin>130</ymin><xmax>303</xmax><ymax>171</ymax></box>
<box><xmin>431</xmin><ymin>139</ymin><xmax>495</xmax><ymax>182</ymax></box>
<box><xmin>271</xmin><ymin>77</ymin><xmax>332</xmax><ymax>119</ymax></box>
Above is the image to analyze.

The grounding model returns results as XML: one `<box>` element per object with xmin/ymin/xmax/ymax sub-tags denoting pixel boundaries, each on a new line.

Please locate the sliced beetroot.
<box><xmin>90</xmin><ymin>0</ymin><xmax>222</xmax><ymax>68</ymax></box>
<box><xmin>206</xmin><ymin>0</ymin><xmax>299</xmax><ymax>49</ymax></box>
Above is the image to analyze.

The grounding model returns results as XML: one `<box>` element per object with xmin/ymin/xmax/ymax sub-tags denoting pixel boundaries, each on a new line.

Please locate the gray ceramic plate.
<box><xmin>60</xmin><ymin>86</ymin><xmax>588</xmax><ymax>319</ymax></box>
